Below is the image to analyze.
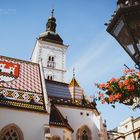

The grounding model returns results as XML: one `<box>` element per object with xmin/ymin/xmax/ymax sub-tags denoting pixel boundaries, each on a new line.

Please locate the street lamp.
<box><xmin>106</xmin><ymin>0</ymin><xmax>140</xmax><ymax>69</ymax></box>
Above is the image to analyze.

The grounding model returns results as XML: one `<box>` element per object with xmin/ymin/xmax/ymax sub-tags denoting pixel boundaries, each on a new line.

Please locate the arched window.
<box><xmin>48</xmin><ymin>56</ymin><xmax>55</xmax><ymax>62</ymax></box>
<box><xmin>50</xmin><ymin>76</ymin><xmax>53</xmax><ymax>80</ymax></box>
<box><xmin>47</xmin><ymin>55</ymin><xmax>55</xmax><ymax>68</ymax></box>
<box><xmin>82</xmin><ymin>130</ymin><xmax>88</xmax><ymax>140</ymax></box>
<box><xmin>0</xmin><ymin>124</ymin><xmax>24</xmax><ymax>140</ymax></box>
<box><xmin>77</xmin><ymin>125</ymin><xmax>92</xmax><ymax>140</ymax></box>
<box><xmin>47</xmin><ymin>71</ymin><xmax>54</xmax><ymax>81</ymax></box>
<box><xmin>47</xmin><ymin>75</ymin><xmax>53</xmax><ymax>80</ymax></box>
<box><xmin>47</xmin><ymin>75</ymin><xmax>50</xmax><ymax>80</ymax></box>
<box><xmin>52</xmin><ymin>56</ymin><xmax>54</xmax><ymax>62</ymax></box>
<box><xmin>49</xmin><ymin>56</ymin><xmax>51</xmax><ymax>61</ymax></box>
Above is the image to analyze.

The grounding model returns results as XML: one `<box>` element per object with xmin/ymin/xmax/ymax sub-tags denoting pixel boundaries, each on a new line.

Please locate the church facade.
<box><xmin>0</xmin><ymin>10</ymin><xmax>108</xmax><ymax>140</ymax></box>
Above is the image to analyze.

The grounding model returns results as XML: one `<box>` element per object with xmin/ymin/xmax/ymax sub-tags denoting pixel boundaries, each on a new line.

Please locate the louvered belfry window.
<box><xmin>47</xmin><ymin>56</ymin><xmax>55</xmax><ymax>68</ymax></box>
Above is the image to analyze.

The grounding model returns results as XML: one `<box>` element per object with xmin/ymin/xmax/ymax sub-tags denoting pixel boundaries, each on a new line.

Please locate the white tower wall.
<box><xmin>31</xmin><ymin>40</ymin><xmax>68</xmax><ymax>82</ymax></box>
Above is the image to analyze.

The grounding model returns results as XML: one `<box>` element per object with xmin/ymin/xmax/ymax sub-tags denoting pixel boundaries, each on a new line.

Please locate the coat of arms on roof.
<box><xmin>0</xmin><ymin>61</ymin><xmax>19</xmax><ymax>82</ymax></box>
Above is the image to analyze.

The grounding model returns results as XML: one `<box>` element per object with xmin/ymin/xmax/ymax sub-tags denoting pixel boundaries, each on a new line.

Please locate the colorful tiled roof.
<box><xmin>0</xmin><ymin>56</ymin><xmax>46</xmax><ymax>112</ymax></box>
<box><xmin>69</xmin><ymin>78</ymin><xmax>83</xmax><ymax>100</ymax></box>
<box><xmin>46</xmin><ymin>79</ymin><xmax>83</xmax><ymax>100</ymax></box>
<box><xmin>50</xmin><ymin>97</ymin><xmax>98</xmax><ymax>111</ymax></box>
<box><xmin>69</xmin><ymin>78</ymin><xmax>80</xmax><ymax>87</ymax></box>
<box><xmin>49</xmin><ymin>104</ymin><xmax>73</xmax><ymax>132</ymax></box>
<box><xmin>46</xmin><ymin>80</ymin><xmax>98</xmax><ymax>112</ymax></box>
<box><xmin>46</xmin><ymin>80</ymin><xmax>72</xmax><ymax>99</ymax></box>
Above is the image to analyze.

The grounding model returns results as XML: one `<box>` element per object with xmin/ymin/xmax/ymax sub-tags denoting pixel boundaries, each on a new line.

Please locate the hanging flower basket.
<box><xmin>95</xmin><ymin>69</ymin><xmax>140</xmax><ymax>110</ymax></box>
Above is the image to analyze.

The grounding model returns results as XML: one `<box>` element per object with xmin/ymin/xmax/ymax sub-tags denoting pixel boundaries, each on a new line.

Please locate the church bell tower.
<box><xmin>31</xmin><ymin>10</ymin><xmax>68</xmax><ymax>82</ymax></box>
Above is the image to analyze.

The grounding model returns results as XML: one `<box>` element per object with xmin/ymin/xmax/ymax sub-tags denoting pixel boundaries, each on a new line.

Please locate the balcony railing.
<box><xmin>47</xmin><ymin>61</ymin><xmax>55</xmax><ymax>69</ymax></box>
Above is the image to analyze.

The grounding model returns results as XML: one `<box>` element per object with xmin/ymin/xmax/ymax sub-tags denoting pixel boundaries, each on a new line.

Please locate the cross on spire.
<box><xmin>51</xmin><ymin>9</ymin><xmax>54</xmax><ymax>17</ymax></box>
<box><xmin>73</xmin><ymin>67</ymin><xmax>75</xmax><ymax>78</ymax></box>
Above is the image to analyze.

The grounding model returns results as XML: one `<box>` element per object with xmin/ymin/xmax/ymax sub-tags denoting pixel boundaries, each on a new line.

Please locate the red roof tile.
<box><xmin>0</xmin><ymin>56</ymin><xmax>46</xmax><ymax>112</ymax></box>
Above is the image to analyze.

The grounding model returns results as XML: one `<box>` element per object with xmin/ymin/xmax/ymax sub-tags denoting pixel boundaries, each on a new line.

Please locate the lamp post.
<box><xmin>106</xmin><ymin>0</ymin><xmax>140</xmax><ymax>69</ymax></box>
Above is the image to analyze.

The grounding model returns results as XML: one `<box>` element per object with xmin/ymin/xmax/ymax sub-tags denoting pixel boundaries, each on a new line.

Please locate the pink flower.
<box><xmin>137</xmin><ymin>71</ymin><xmax>140</xmax><ymax>78</ymax></box>
<box><xmin>101</xmin><ymin>99</ymin><xmax>106</xmax><ymax>104</ymax></box>
<box><xmin>108</xmin><ymin>95</ymin><xmax>114</xmax><ymax>103</ymax></box>
<box><xmin>105</xmin><ymin>83</ymin><xmax>110</xmax><ymax>88</ymax></box>
<box><xmin>124</xmin><ymin>69</ymin><xmax>134</xmax><ymax>74</ymax></box>
<box><xmin>127</xmin><ymin>85</ymin><xmax>135</xmax><ymax>91</ymax></box>
<box><xmin>119</xmin><ymin>82</ymin><xmax>124</xmax><ymax>88</ymax></box>
<box><xmin>114</xmin><ymin>93</ymin><xmax>122</xmax><ymax>99</ymax></box>
<box><xmin>98</xmin><ymin>83</ymin><xmax>105</xmax><ymax>89</ymax></box>
<box><xmin>123</xmin><ymin>79</ymin><xmax>130</xmax><ymax>86</ymax></box>
<box><xmin>98</xmin><ymin>93</ymin><xmax>104</xmax><ymax>98</ymax></box>
<box><xmin>110</xmin><ymin>78</ymin><xmax>118</xmax><ymax>83</ymax></box>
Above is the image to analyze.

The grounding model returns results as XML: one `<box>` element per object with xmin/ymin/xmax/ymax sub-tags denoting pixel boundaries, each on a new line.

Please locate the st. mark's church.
<box><xmin>0</xmin><ymin>10</ymin><xmax>108</xmax><ymax>140</ymax></box>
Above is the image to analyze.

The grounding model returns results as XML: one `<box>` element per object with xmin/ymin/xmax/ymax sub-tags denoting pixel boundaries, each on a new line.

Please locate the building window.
<box><xmin>47</xmin><ymin>75</ymin><xmax>53</xmax><ymax>80</ymax></box>
<box><xmin>50</xmin><ymin>76</ymin><xmax>53</xmax><ymax>80</ymax></box>
<box><xmin>47</xmin><ymin>75</ymin><xmax>49</xmax><ymax>80</ymax></box>
<box><xmin>77</xmin><ymin>125</ymin><xmax>92</xmax><ymax>140</ymax></box>
<box><xmin>47</xmin><ymin>71</ymin><xmax>54</xmax><ymax>81</ymax></box>
<box><xmin>0</xmin><ymin>124</ymin><xmax>24</xmax><ymax>140</ymax></box>
<box><xmin>49</xmin><ymin>56</ymin><xmax>51</xmax><ymax>61</ymax></box>
<box><xmin>82</xmin><ymin>130</ymin><xmax>88</xmax><ymax>140</ymax></box>
<box><xmin>52</xmin><ymin>56</ymin><xmax>54</xmax><ymax>61</ymax></box>
<box><xmin>47</xmin><ymin>56</ymin><xmax>55</xmax><ymax>68</ymax></box>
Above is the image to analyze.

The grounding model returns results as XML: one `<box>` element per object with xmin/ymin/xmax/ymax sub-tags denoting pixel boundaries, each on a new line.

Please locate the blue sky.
<box><xmin>0</xmin><ymin>0</ymin><xmax>139</xmax><ymax>129</ymax></box>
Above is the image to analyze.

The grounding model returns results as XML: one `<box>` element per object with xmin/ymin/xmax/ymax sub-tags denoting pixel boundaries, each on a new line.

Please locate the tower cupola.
<box><xmin>39</xmin><ymin>9</ymin><xmax>63</xmax><ymax>45</ymax></box>
<box><xmin>46</xmin><ymin>9</ymin><xmax>56</xmax><ymax>32</ymax></box>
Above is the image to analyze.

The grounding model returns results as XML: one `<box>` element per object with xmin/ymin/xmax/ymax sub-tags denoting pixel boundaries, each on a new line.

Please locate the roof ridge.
<box><xmin>46</xmin><ymin>79</ymin><xmax>69</xmax><ymax>85</ymax></box>
<box><xmin>0</xmin><ymin>55</ymin><xmax>38</xmax><ymax>65</ymax></box>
